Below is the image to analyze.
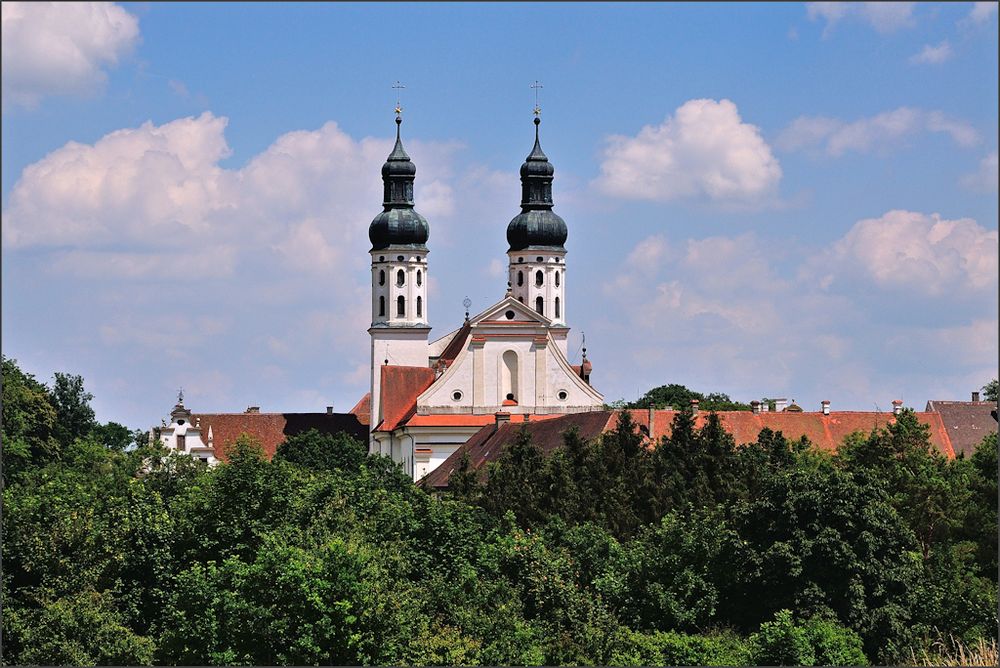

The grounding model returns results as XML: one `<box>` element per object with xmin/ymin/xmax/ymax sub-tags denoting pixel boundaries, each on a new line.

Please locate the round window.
<box><xmin>397</xmin><ymin>255</ymin><xmax>404</xmax><ymax>261</ymax></box>
<box><xmin>557</xmin><ymin>390</ymin><xmax>568</xmax><ymax>401</ymax></box>
<box><xmin>536</xmin><ymin>256</ymin><xmax>543</xmax><ymax>262</ymax></box>
<box><xmin>177</xmin><ymin>419</ymin><xmax>185</xmax><ymax>425</ymax></box>
<box><xmin>505</xmin><ymin>310</ymin><xmax>515</xmax><ymax>320</ymax></box>
<box><xmin>379</xmin><ymin>256</ymin><xmax>385</xmax><ymax>262</ymax></box>
<box><xmin>452</xmin><ymin>390</ymin><xmax>463</xmax><ymax>402</ymax></box>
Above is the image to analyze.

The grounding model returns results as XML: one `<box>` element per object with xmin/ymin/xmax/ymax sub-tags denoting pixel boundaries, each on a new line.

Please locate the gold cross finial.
<box><xmin>392</xmin><ymin>80</ymin><xmax>405</xmax><ymax>117</ymax></box>
<box><xmin>531</xmin><ymin>80</ymin><xmax>543</xmax><ymax>116</ymax></box>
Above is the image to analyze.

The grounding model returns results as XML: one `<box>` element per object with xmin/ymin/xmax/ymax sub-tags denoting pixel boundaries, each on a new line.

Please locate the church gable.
<box><xmin>472</xmin><ymin>296</ymin><xmax>552</xmax><ymax>328</ymax></box>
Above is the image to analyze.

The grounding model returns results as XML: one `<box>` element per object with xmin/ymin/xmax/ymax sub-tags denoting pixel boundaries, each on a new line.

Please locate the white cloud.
<box><xmin>968</xmin><ymin>2</ymin><xmax>998</xmax><ymax>25</ymax></box>
<box><xmin>776</xmin><ymin>107</ymin><xmax>978</xmax><ymax>156</ymax></box>
<box><xmin>961</xmin><ymin>151</ymin><xmax>999</xmax><ymax>192</ymax></box>
<box><xmin>1</xmin><ymin>2</ymin><xmax>139</xmax><ymax>109</ymax></box>
<box><xmin>595</xmin><ymin>98</ymin><xmax>782</xmax><ymax>204</ymax></box>
<box><xmin>807</xmin><ymin>2</ymin><xmax>916</xmax><ymax>35</ymax></box>
<box><xmin>909</xmin><ymin>41</ymin><xmax>953</xmax><ymax>65</ymax></box>
<box><xmin>1</xmin><ymin>112</ymin><xmax>458</xmax><ymax>282</ymax></box>
<box><xmin>816</xmin><ymin>210</ymin><xmax>998</xmax><ymax>296</ymax></box>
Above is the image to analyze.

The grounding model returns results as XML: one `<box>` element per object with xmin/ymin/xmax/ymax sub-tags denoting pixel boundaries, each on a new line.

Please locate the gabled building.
<box><xmin>367</xmin><ymin>109</ymin><xmax>603</xmax><ymax>479</ymax></box>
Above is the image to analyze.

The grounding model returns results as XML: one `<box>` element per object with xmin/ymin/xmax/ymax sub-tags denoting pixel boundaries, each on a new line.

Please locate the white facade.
<box><xmin>158</xmin><ymin>400</ymin><xmax>218</xmax><ymax>465</ymax></box>
<box><xmin>508</xmin><ymin>249</ymin><xmax>566</xmax><ymax>327</ymax></box>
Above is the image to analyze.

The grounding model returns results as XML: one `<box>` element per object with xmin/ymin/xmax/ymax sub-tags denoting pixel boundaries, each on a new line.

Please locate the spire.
<box><xmin>506</xmin><ymin>107</ymin><xmax>567</xmax><ymax>252</ymax></box>
<box><xmin>369</xmin><ymin>104</ymin><xmax>428</xmax><ymax>251</ymax></box>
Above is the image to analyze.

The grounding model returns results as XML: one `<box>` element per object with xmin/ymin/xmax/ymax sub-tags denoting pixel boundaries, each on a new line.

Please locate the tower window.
<box><xmin>536</xmin><ymin>256</ymin><xmax>543</xmax><ymax>263</ymax></box>
<box><xmin>397</xmin><ymin>296</ymin><xmax>405</xmax><ymax>317</ymax></box>
<box><xmin>379</xmin><ymin>256</ymin><xmax>385</xmax><ymax>262</ymax></box>
<box><xmin>416</xmin><ymin>295</ymin><xmax>422</xmax><ymax>317</ymax></box>
<box><xmin>517</xmin><ymin>271</ymin><xmax>524</xmax><ymax>287</ymax></box>
<box><xmin>535</xmin><ymin>270</ymin><xmax>543</xmax><ymax>286</ymax></box>
<box><xmin>379</xmin><ymin>296</ymin><xmax>385</xmax><ymax>316</ymax></box>
<box><xmin>518</xmin><ymin>257</ymin><xmax>524</xmax><ymax>263</ymax></box>
<box><xmin>396</xmin><ymin>269</ymin><xmax>405</xmax><ymax>287</ymax></box>
<box><xmin>397</xmin><ymin>255</ymin><xmax>404</xmax><ymax>262</ymax></box>
<box><xmin>535</xmin><ymin>296</ymin><xmax>543</xmax><ymax>314</ymax></box>
<box><xmin>416</xmin><ymin>269</ymin><xmax>422</xmax><ymax>286</ymax></box>
<box><xmin>379</xmin><ymin>269</ymin><xmax>385</xmax><ymax>286</ymax></box>
<box><xmin>555</xmin><ymin>271</ymin><xmax>560</xmax><ymax>287</ymax></box>
<box><xmin>555</xmin><ymin>296</ymin><xmax>560</xmax><ymax>318</ymax></box>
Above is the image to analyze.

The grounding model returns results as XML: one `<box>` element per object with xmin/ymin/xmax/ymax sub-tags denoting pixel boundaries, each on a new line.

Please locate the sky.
<box><xmin>2</xmin><ymin>1</ymin><xmax>998</xmax><ymax>428</ymax></box>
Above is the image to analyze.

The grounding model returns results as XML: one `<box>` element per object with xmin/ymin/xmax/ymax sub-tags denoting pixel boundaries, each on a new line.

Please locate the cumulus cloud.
<box><xmin>596</xmin><ymin>209</ymin><xmax>997</xmax><ymax>411</ymax></box>
<box><xmin>2</xmin><ymin>2</ymin><xmax>139</xmax><ymax>109</ymax></box>
<box><xmin>776</xmin><ymin>107</ymin><xmax>978</xmax><ymax>156</ymax></box>
<box><xmin>909</xmin><ymin>41</ymin><xmax>953</xmax><ymax>65</ymax></box>
<box><xmin>961</xmin><ymin>151</ymin><xmax>999</xmax><ymax>192</ymax></box>
<box><xmin>807</xmin><ymin>2</ymin><xmax>916</xmax><ymax>35</ymax></box>
<box><xmin>967</xmin><ymin>1</ymin><xmax>998</xmax><ymax>25</ymax></box>
<box><xmin>814</xmin><ymin>210</ymin><xmax>998</xmax><ymax>296</ymax></box>
<box><xmin>2</xmin><ymin>112</ymin><xmax>458</xmax><ymax>280</ymax></box>
<box><xmin>595</xmin><ymin>99</ymin><xmax>782</xmax><ymax>205</ymax></box>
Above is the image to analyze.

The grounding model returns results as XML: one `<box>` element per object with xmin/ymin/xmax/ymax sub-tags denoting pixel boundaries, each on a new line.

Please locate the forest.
<box><xmin>2</xmin><ymin>356</ymin><xmax>997</xmax><ymax>666</ymax></box>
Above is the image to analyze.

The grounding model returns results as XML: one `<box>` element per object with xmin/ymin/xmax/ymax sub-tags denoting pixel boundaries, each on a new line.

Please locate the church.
<box><xmin>364</xmin><ymin>110</ymin><xmax>604</xmax><ymax>479</ymax></box>
<box><xmin>153</xmin><ymin>109</ymin><xmax>995</xmax><ymax>483</ymax></box>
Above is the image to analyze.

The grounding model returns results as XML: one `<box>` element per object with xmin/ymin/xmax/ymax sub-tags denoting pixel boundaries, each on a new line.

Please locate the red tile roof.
<box><xmin>192</xmin><ymin>412</ymin><xmax>369</xmax><ymax>461</ymax></box>
<box><xmin>437</xmin><ymin>321</ymin><xmax>471</xmax><ymax>367</ymax></box>
<box><xmin>425</xmin><ymin>407</ymin><xmax>962</xmax><ymax>489</ymax></box>
<box><xmin>622</xmin><ymin>409</ymin><xmax>956</xmax><ymax>458</ymax></box>
<box><xmin>349</xmin><ymin>393</ymin><xmax>371</xmax><ymax>426</ymax></box>
<box><xmin>925</xmin><ymin>400</ymin><xmax>998</xmax><ymax>457</ymax></box>
<box><xmin>405</xmin><ymin>413</ymin><xmax>563</xmax><ymax>428</ymax></box>
<box><xmin>422</xmin><ymin>411</ymin><xmax>615</xmax><ymax>488</ymax></box>
<box><xmin>375</xmin><ymin>365</ymin><xmax>437</xmax><ymax>432</ymax></box>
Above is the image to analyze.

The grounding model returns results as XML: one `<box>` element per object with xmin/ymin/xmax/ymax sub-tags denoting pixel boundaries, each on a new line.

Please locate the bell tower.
<box><xmin>506</xmin><ymin>109</ymin><xmax>568</xmax><ymax>328</ymax></box>
<box><xmin>368</xmin><ymin>107</ymin><xmax>431</xmax><ymax>448</ymax></box>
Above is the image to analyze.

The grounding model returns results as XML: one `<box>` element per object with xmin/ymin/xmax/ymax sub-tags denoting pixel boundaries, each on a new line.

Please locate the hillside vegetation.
<box><xmin>2</xmin><ymin>357</ymin><xmax>996</xmax><ymax>665</ymax></box>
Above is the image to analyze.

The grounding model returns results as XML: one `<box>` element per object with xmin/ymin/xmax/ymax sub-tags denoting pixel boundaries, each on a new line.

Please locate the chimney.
<box><xmin>326</xmin><ymin>405</ymin><xmax>334</xmax><ymax>415</ymax></box>
<box><xmin>648</xmin><ymin>404</ymin><xmax>656</xmax><ymax>440</ymax></box>
<box><xmin>972</xmin><ymin>391</ymin><xmax>980</xmax><ymax>402</ymax></box>
<box><xmin>690</xmin><ymin>398</ymin><xmax>699</xmax><ymax>415</ymax></box>
<box><xmin>892</xmin><ymin>400</ymin><xmax>903</xmax><ymax>415</ymax></box>
<box><xmin>751</xmin><ymin>400</ymin><xmax>761</xmax><ymax>415</ymax></box>
<box><xmin>774</xmin><ymin>398</ymin><xmax>787</xmax><ymax>413</ymax></box>
<box><xmin>494</xmin><ymin>411</ymin><xmax>511</xmax><ymax>431</ymax></box>
<box><xmin>821</xmin><ymin>400</ymin><xmax>830</xmax><ymax>416</ymax></box>
<box><xmin>246</xmin><ymin>406</ymin><xmax>260</xmax><ymax>414</ymax></box>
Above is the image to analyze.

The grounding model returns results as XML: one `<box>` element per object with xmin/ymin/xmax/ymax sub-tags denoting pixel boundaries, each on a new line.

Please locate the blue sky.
<box><xmin>3</xmin><ymin>2</ymin><xmax>997</xmax><ymax>428</ymax></box>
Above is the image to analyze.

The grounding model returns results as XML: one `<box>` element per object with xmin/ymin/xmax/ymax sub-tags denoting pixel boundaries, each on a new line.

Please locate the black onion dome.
<box><xmin>370</xmin><ymin>116</ymin><xmax>429</xmax><ymax>250</ymax></box>
<box><xmin>507</xmin><ymin>116</ymin><xmax>566</xmax><ymax>251</ymax></box>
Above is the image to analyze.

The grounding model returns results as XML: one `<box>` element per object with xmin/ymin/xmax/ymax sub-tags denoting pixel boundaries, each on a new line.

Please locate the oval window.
<box><xmin>505</xmin><ymin>310</ymin><xmax>515</xmax><ymax>320</ymax></box>
<box><xmin>452</xmin><ymin>390</ymin><xmax>463</xmax><ymax>402</ymax></box>
<box><xmin>557</xmin><ymin>390</ymin><xmax>568</xmax><ymax>401</ymax></box>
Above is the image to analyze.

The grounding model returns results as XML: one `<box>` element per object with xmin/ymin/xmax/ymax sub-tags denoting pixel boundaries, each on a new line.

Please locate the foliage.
<box><xmin>982</xmin><ymin>378</ymin><xmax>998</xmax><ymax>402</ymax></box>
<box><xmin>627</xmin><ymin>382</ymin><xmax>752</xmax><ymax>411</ymax></box>
<box><xmin>1</xmin><ymin>357</ymin><xmax>995</xmax><ymax>666</ymax></box>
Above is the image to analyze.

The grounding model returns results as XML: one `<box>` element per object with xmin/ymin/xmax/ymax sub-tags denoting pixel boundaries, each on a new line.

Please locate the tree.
<box><xmin>982</xmin><ymin>378</ymin><xmax>998</xmax><ymax>402</ymax></box>
<box><xmin>628</xmin><ymin>383</ymin><xmax>752</xmax><ymax>411</ymax></box>
<box><xmin>50</xmin><ymin>372</ymin><xmax>96</xmax><ymax>446</ymax></box>
<box><xmin>1</xmin><ymin>356</ymin><xmax>59</xmax><ymax>476</ymax></box>
<box><xmin>274</xmin><ymin>428</ymin><xmax>368</xmax><ymax>473</ymax></box>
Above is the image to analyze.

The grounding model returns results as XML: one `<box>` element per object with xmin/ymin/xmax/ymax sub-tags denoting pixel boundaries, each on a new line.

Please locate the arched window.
<box><xmin>416</xmin><ymin>295</ymin><xmax>422</xmax><ymax>317</ymax></box>
<box><xmin>416</xmin><ymin>269</ymin><xmax>422</xmax><ymax>286</ymax></box>
<box><xmin>535</xmin><ymin>296</ymin><xmax>543</xmax><ymax>314</ymax></box>
<box><xmin>555</xmin><ymin>271</ymin><xmax>560</xmax><ymax>287</ymax></box>
<box><xmin>517</xmin><ymin>271</ymin><xmax>524</xmax><ymax>287</ymax></box>
<box><xmin>535</xmin><ymin>270</ymin><xmax>543</xmax><ymax>286</ymax></box>
<box><xmin>379</xmin><ymin>296</ymin><xmax>385</xmax><ymax>316</ymax></box>
<box><xmin>379</xmin><ymin>269</ymin><xmax>385</xmax><ymax>286</ymax></box>
<box><xmin>501</xmin><ymin>350</ymin><xmax>519</xmax><ymax>402</ymax></box>
<box><xmin>555</xmin><ymin>296</ymin><xmax>560</xmax><ymax>318</ymax></box>
<box><xmin>396</xmin><ymin>269</ymin><xmax>405</xmax><ymax>287</ymax></box>
<box><xmin>397</xmin><ymin>295</ymin><xmax>405</xmax><ymax>317</ymax></box>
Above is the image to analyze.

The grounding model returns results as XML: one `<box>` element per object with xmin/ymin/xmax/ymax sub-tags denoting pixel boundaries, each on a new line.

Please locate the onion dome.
<box><xmin>369</xmin><ymin>116</ymin><xmax>429</xmax><ymax>250</ymax></box>
<box><xmin>506</xmin><ymin>116</ymin><xmax>567</xmax><ymax>252</ymax></box>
